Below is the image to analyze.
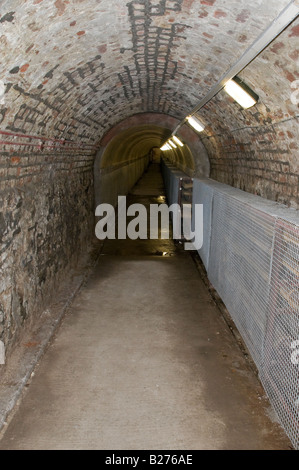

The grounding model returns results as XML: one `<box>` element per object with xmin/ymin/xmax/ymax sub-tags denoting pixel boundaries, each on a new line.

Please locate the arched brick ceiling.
<box><xmin>100</xmin><ymin>125</ymin><xmax>167</xmax><ymax>167</ymax></box>
<box><xmin>100</xmin><ymin>124</ymin><xmax>194</xmax><ymax>171</ymax></box>
<box><xmin>0</xmin><ymin>0</ymin><xmax>295</xmax><ymax>141</ymax></box>
<box><xmin>0</xmin><ymin>0</ymin><xmax>298</xmax><ymax>206</ymax></box>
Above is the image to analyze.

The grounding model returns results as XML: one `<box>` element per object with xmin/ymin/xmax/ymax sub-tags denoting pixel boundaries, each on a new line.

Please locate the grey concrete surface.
<box><xmin>0</xmin><ymin>164</ymin><xmax>292</xmax><ymax>450</ymax></box>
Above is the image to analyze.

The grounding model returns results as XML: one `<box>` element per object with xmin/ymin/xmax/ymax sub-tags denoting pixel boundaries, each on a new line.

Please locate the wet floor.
<box><xmin>0</xmin><ymin>163</ymin><xmax>292</xmax><ymax>450</ymax></box>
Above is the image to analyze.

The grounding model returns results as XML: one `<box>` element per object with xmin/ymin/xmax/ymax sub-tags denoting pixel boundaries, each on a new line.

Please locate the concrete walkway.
<box><xmin>0</xmin><ymin>164</ymin><xmax>292</xmax><ymax>450</ymax></box>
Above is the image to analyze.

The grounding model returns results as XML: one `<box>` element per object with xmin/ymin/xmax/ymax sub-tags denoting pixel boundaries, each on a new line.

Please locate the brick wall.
<box><xmin>0</xmin><ymin>140</ymin><xmax>95</xmax><ymax>356</ymax></box>
<box><xmin>186</xmin><ymin>16</ymin><xmax>299</xmax><ymax>209</ymax></box>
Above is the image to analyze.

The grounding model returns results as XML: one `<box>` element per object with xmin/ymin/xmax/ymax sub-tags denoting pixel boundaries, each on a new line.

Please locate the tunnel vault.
<box><xmin>93</xmin><ymin>113</ymin><xmax>201</xmax><ymax>206</ymax></box>
<box><xmin>0</xmin><ymin>0</ymin><xmax>297</xmax><ymax>206</ymax></box>
<box><xmin>0</xmin><ymin>0</ymin><xmax>298</xmax><ymax>428</ymax></box>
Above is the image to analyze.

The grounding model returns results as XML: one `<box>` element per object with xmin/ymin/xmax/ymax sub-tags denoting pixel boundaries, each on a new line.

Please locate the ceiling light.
<box><xmin>172</xmin><ymin>136</ymin><xmax>184</xmax><ymax>147</ymax></box>
<box><xmin>168</xmin><ymin>140</ymin><xmax>177</xmax><ymax>149</ymax></box>
<box><xmin>224</xmin><ymin>76</ymin><xmax>259</xmax><ymax>109</ymax></box>
<box><xmin>187</xmin><ymin>116</ymin><xmax>205</xmax><ymax>132</ymax></box>
<box><xmin>160</xmin><ymin>143</ymin><xmax>171</xmax><ymax>151</ymax></box>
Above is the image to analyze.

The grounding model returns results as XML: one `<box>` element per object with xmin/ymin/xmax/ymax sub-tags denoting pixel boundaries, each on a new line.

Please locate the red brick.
<box><xmin>214</xmin><ymin>10</ymin><xmax>227</xmax><ymax>18</ymax></box>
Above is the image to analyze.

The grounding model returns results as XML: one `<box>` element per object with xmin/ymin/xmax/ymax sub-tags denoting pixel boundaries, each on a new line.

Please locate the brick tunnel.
<box><xmin>0</xmin><ymin>0</ymin><xmax>298</xmax><ymax>451</ymax></box>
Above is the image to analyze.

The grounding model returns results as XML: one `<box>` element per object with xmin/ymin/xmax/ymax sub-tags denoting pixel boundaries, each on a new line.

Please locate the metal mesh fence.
<box><xmin>191</xmin><ymin>179</ymin><xmax>213</xmax><ymax>270</ymax></box>
<box><xmin>161</xmin><ymin>158</ymin><xmax>185</xmax><ymax>206</ymax></box>
<box><xmin>208</xmin><ymin>190</ymin><xmax>276</xmax><ymax>369</ymax></box>
<box><xmin>161</xmin><ymin>159</ymin><xmax>299</xmax><ymax>449</ymax></box>
<box><xmin>161</xmin><ymin>159</ymin><xmax>190</xmax><ymax>239</ymax></box>
<box><xmin>261</xmin><ymin>219</ymin><xmax>299</xmax><ymax>449</ymax></box>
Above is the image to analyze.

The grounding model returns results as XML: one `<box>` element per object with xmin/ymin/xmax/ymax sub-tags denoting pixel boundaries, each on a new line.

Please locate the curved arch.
<box><xmin>96</xmin><ymin>113</ymin><xmax>209</xmax><ymax>174</ymax></box>
<box><xmin>94</xmin><ymin>113</ymin><xmax>210</xmax><ymax>206</ymax></box>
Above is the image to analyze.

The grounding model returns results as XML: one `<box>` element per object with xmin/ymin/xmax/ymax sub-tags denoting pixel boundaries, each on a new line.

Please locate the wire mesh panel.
<box><xmin>161</xmin><ymin>159</ymin><xmax>190</xmax><ymax>238</ymax></box>
<box><xmin>261</xmin><ymin>219</ymin><xmax>299</xmax><ymax>449</ymax></box>
<box><xmin>161</xmin><ymin>159</ymin><xmax>182</xmax><ymax>205</ymax></box>
<box><xmin>162</xmin><ymin>162</ymin><xmax>299</xmax><ymax>449</ymax></box>
<box><xmin>191</xmin><ymin>178</ymin><xmax>214</xmax><ymax>271</ymax></box>
<box><xmin>208</xmin><ymin>190</ymin><xmax>276</xmax><ymax>369</ymax></box>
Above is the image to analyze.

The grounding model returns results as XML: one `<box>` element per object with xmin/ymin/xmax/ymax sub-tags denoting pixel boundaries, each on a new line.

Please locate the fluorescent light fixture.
<box><xmin>224</xmin><ymin>76</ymin><xmax>259</xmax><ymax>109</ymax></box>
<box><xmin>168</xmin><ymin>140</ymin><xmax>177</xmax><ymax>149</ymax></box>
<box><xmin>187</xmin><ymin>116</ymin><xmax>205</xmax><ymax>132</ymax></box>
<box><xmin>172</xmin><ymin>136</ymin><xmax>184</xmax><ymax>147</ymax></box>
<box><xmin>160</xmin><ymin>143</ymin><xmax>171</xmax><ymax>151</ymax></box>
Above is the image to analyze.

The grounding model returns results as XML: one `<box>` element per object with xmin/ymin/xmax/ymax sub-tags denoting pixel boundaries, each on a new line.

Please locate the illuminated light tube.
<box><xmin>168</xmin><ymin>140</ymin><xmax>177</xmax><ymax>149</ymax></box>
<box><xmin>224</xmin><ymin>76</ymin><xmax>259</xmax><ymax>109</ymax></box>
<box><xmin>160</xmin><ymin>143</ymin><xmax>171</xmax><ymax>151</ymax></box>
<box><xmin>187</xmin><ymin>116</ymin><xmax>205</xmax><ymax>132</ymax></box>
<box><xmin>172</xmin><ymin>136</ymin><xmax>184</xmax><ymax>147</ymax></box>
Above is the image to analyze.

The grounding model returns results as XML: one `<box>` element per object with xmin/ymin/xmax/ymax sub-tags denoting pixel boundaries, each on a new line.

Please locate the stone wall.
<box><xmin>0</xmin><ymin>142</ymin><xmax>95</xmax><ymax>358</ymax></box>
<box><xmin>188</xmin><ymin>16</ymin><xmax>299</xmax><ymax>209</ymax></box>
